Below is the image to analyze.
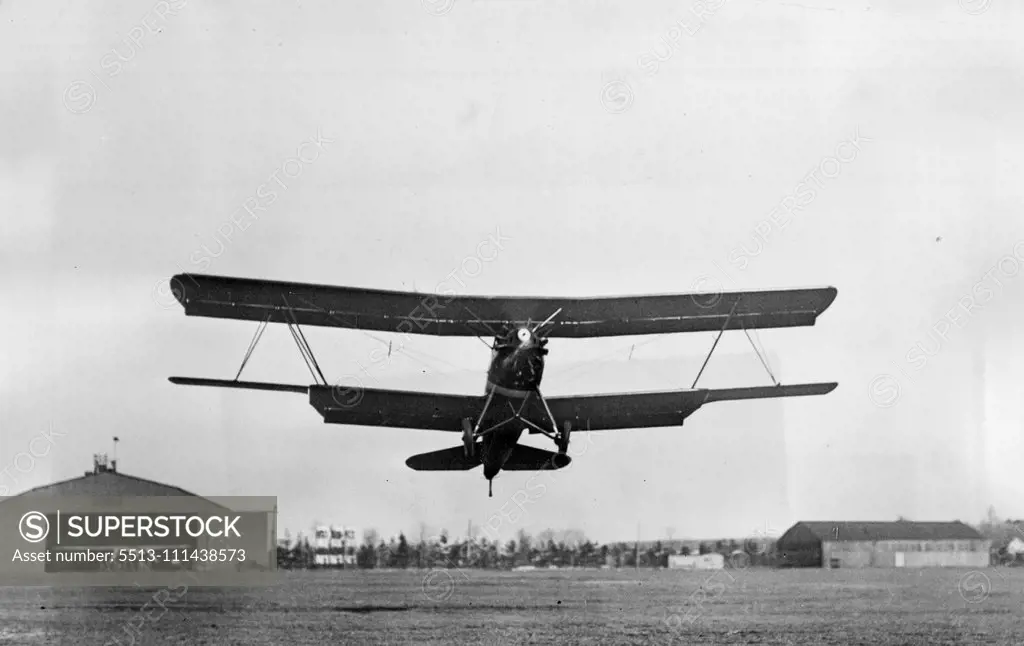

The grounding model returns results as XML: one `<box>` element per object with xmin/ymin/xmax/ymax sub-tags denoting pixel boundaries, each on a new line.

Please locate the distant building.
<box><xmin>1005</xmin><ymin>537</ymin><xmax>1024</xmax><ymax>558</ymax></box>
<box><xmin>313</xmin><ymin>525</ymin><xmax>357</xmax><ymax>567</ymax></box>
<box><xmin>0</xmin><ymin>454</ymin><xmax>269</xmax><ymax>574</ymax></box>
<box><xmin>668</xmin><ymin>553</ymin><xmax>724</xmax><ymax>570</ymax></box>
<box><xmin>777</xmin><ymin>521</ymin><xmax>990</xmax><ymax>568</ymax></box>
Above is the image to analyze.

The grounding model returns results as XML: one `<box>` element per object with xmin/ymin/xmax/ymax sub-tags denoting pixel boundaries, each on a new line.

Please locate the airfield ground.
<box><xmin>2</xmin><ymin>567</ymin><xmax>1022</xmax><ymax>645</ymax></box>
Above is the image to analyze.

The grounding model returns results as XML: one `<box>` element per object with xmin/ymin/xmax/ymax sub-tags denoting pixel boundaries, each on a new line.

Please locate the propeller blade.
<box><xmin>531</xmin><ymin>308</ymin><xmax>563</xmax><ymax>335</ymax></box>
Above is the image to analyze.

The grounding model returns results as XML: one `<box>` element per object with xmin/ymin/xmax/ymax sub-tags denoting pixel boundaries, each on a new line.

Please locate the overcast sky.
<box><xmin>1</xmin><ymin>0</ymin><xmax>1022</xmax><ymax>544</ymax></box>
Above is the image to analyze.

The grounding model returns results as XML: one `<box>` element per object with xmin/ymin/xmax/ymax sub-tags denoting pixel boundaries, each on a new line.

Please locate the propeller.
<box><xmin>530</xmin><ymin>307</ymin><xmax>562</xmax><ymax>336</ymax></box>
<box><xmin>497</xmin><ymin>308</ymin><xmax>563</xmax><ymax>349</ymax></box>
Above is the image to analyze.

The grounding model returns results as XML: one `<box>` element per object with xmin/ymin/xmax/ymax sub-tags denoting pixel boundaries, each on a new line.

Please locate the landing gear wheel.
<box><xmin>462</xmin><ymin>418</ymin><xmax>475</xmax><ymax>458</ymax></box>
<box><xmin>557</xmin><ymin>421</ymin><xmax>572</xmax><ymax>455</ymax></box>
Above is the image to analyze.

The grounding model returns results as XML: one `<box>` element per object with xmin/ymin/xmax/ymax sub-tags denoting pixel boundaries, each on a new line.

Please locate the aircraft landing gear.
<box><xmin>558</xmin><ymin>421</ymin><xmax>571</xmax><ymax>455</ymax></box>
<box><xmin>462</xmin><ymin>418</ymin><xmax>475</xmax><ymax>458</ymax></box>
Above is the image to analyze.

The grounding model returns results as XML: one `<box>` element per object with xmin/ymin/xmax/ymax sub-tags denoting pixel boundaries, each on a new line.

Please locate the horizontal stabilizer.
<box><xmin>405</xmin><ymin>446</ymin><xmax>482</xmax><ymax>471</ymax></box>
<box><xmin>501</xmin><ymin>444</ymin><xmax>572</xmax><ymax>471</ymax></box>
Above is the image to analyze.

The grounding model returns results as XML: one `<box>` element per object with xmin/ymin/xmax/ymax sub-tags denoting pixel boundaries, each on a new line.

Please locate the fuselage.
<box><xmin>480</xmin><ymin>326</ymin><xmax>549</xmax><ymax>479</ymax></box>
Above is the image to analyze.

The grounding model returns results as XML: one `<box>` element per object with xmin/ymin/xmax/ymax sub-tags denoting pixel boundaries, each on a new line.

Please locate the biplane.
<box><xmin>168</xmin><ymin>274</ymin><xmax>837</xmax><ymax>497</ymax></box>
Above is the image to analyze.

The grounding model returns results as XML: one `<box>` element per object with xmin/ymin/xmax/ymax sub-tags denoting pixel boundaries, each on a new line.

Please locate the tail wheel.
<box><xmin>462</xmin><ymin>418</ymin><xmax>475</xmax><ymax>458</ymax></box>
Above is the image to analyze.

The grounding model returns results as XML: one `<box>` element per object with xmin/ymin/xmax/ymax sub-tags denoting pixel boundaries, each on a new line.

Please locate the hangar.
<box><xmin>1</xmin><ymin>454</ymin><xmax>268</xmax><ymax>574</ymax></box>
<box><xmin>776</xmin><ymin>520</ymin><xmax>991</xmax><ymax>568</ymax></box>
<box><xmin>10</xmin><ymin>454</ymin><xmax>211</xmax><ymax>499</ymax></box>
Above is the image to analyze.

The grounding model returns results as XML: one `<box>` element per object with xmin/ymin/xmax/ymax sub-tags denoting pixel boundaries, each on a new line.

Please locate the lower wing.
<box><xmin>169</xmin><ymin>377</ymin><xmax>836</xmax><ymax>431</ymax></box>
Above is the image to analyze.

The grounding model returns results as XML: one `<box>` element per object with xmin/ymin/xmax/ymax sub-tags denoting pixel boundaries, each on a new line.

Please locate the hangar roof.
<box><xmin>790</xmin><ymin>521</ymin><xmax>984</xmax><ymax>542</ymax></box>
<box><xmin>10</xmin><ymin>470</ymin><xmax>202</xmax><ymax>499</ymax></box>
<box><xmin>0</xmin><ymin>456</ymin><xmax>227</xmax><ymax>511</ymax></box>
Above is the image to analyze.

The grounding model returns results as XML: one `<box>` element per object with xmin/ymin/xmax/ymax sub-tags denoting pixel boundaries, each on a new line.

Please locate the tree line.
<box><xmin>276</xmin><ymin>508</ymin><xmax>1024</xmax><ymax>570</ymax></box>
<box><xmin>276</xmin><ymin>527</ymin><xmax>779</xmax><ymax>570</ymax></box>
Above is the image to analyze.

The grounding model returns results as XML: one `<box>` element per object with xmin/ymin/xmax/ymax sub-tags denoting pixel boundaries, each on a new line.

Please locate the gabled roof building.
<box><xmin>777</xmin><ymin>520</ymin><xmax>991</xmax><ymax>568</ymax></box>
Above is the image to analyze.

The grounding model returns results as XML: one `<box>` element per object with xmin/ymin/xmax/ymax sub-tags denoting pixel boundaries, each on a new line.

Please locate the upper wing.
<box><xmin>170</xmin><ymin>273</ymin><xmax>837</xmax><ymax>339</ymax></box>
<box><xmin>168</xmin><ymin>378</ymin><xmax>836</xmax><ymax>431</ymax></box>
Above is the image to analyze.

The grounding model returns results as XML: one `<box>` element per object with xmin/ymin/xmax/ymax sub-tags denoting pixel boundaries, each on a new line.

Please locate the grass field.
<box><xmin>2</xmin><ymin>566</ymin><xmax>1022</xmax><ymax>644</ymax></box>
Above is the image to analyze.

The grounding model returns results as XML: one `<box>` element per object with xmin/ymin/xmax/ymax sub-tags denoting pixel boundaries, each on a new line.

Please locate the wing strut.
<box><xmin>234</xmin><ymin>318</ymin><xmax>270</xmax><ymax>381</ymax></box>
<box><xmin>461</xmin><ymin>304</ymin><xmax>499</xmax><ymax>337</ymax></box>
<box><xmin>688</xmin><ymin>297</ymin><xmax>785</xmax><ymax>389</ymax></box>
<box><xmin>281</xmin><ymin>294</ymin><xmax>328</xmax><ymax>386</ymax></box>
<box><xmin>461</xmin><ymin>303</ymin><xmax>501</xmax><ymax>349</ymax></box>
<box><xmin>690</xmin><ymin>298</ymin><xmax>740</xmax><ymax>389</ymax></box>
<box><xmin>744</xmin><ymin>328</ymin><xmax>779</xmax><ymax>386</ymax></box>
<box><xmin>287</xmin><ymin>323</ymin><xmax>327</xmax><ymax>386</ymax></box>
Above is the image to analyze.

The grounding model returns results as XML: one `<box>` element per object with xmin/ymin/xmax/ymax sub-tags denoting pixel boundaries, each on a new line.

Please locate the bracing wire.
<box><xmin>743</xmin><ymin>327</ymin><xmax>778</xmax><ymax>385</ymax></box>
<box><xmin>234</xmin><ymin>319</ymin><xmax>269</xmax><ymax>381</ymax></box>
